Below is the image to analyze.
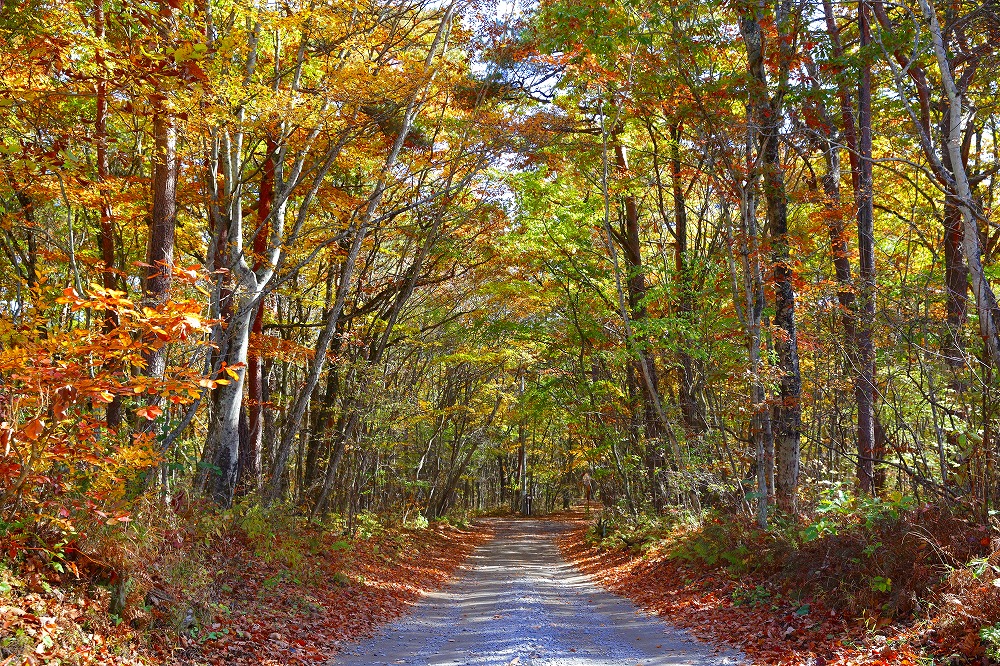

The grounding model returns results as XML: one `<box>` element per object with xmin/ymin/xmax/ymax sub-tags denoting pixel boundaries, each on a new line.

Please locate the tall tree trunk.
<box><xmin>199</xmin><ymin>157</ymin><xmax>231</xmax><ymax>494</ymax></box>
<box><xmin>240</xmin><ymin>137</ymin><xmax>276</xmax><ymax>495</ymax></box>
<box><xmin>142</xmin><ymin>110</ymin><xmax>177</xmax><ymax>381</ymax></box>
<box><xmin>612</xmin><ymin>140</ymin><xmax>665</xmax><ymax>511</ymax></box>
<box><xmin>94</xmin><ymin>0</ymin><xmax>122</xmax><ymax>428</ymax></box>
<box><xmin>820</xmin><ymin>0</ymin><xmax>858</xmax><ymax>342</ymax></box>
<box><xmin>730</xmin><ymin>187</ymin><xmax>771</xmax><ymax>528</ymax></box>
<box><xmin>917</xmin><ymin>0</ymin><xmax>1000</xmax><ymax>369</ymax></box>
<box><xmin>669</xmin><ymin>122</ymin><xmax>705</xmax><ymax>436</ymax></box>
<box><xmin>822</xmin><ymin>0</ymin><xmax>884</xmax><ymax>493</ymax></box>
<box><xmin>742</xmin><ymin>3</ymin><xmax>801</xmax><ymax>513</ymax></box>
<box><xmin>855</xmin><ymin>0</ymin><xmax>878</xmax><ymax>493</ymax></box>
<box><xmin>206</xmin><ymin>27</ymin><xmax>336</xmax><ymax>505</ymax></box>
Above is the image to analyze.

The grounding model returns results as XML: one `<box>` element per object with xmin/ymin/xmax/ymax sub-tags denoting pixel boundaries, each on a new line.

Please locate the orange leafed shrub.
<box><xmin>0</xmin><ymin>281</ymin><xmax>213</xmax><ymax>554</ymax></box>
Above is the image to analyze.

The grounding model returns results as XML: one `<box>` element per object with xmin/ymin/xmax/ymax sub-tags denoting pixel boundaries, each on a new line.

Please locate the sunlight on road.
<box><xmin>333</xmin><ymin>520</ymin><xmax>742</xmax><ymax>666</ymax></box>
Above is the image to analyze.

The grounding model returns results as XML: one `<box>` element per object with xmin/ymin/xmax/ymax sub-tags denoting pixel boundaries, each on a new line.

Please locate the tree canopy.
<box><xmin>1</xmin><ymin>0</ymin><xmax>999</xmax><ymax>627</ymax></box>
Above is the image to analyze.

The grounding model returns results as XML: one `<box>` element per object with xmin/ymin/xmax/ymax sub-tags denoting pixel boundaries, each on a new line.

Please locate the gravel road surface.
<box><xmin>332</xmin><ymin>520</ymin><xmax>742</xmax><ymax>666</ymax></box>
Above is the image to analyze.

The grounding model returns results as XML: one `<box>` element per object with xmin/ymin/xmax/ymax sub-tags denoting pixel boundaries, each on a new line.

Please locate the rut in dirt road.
<box><xmin>333</xmin><ymin>520</ymin><xmax>743</xmax><ymax>666</ymax></box>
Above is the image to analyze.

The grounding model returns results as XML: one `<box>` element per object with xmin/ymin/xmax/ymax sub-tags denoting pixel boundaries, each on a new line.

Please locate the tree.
<box><xmin>740</xmin><ymin>0</ymin><xmax>802</xmax><ymax>513</ymax></box>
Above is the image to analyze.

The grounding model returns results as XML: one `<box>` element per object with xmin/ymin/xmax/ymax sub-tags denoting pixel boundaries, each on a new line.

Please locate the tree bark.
<box><xmin>855</xmin><ymin>0</ymin><xmax>878</xmax><ymax>493</ymax></box>
<box><xmin>94</xmin><ymin>0</ymin><xmax>122</xmax><ymax>428</ymax></box>
<box><xmin>142</xmin><ymin>110</ymin><xmax>177</xmax><ymax>382</ymax></box>
<box><xmin>240</xmin><ymin>137</ymin><xmax>276</xmax><ymax>495</ymax></box>
<box><xmin>741</xmin><ymin>3</ymin><xmax>801</xmax><ymax>513</ymax></box>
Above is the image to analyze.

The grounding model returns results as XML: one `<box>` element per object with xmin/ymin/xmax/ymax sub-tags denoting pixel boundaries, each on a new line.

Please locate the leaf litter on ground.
<box><xmin>557</xmin><ymin>518</ymin><xmax>926</xmax><ymax>666</ymax></box>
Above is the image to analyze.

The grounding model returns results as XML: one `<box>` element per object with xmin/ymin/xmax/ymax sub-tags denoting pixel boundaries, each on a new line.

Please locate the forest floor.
<box><xmin>0</xmin><ymin>516</ymin><xmax>491</xmax><ymax>665</ymax></box>
<box><xmin>331</xmin><ymin>518</ymin><xmax>741</xmax><ymax>665</ymax></box>
<box><xmin>557</xmin><ymin>512</ymin><xmax>944</xmax><ymax>666</ymax></box>
<box><xmin>154</xmin><ymin>521</ymin><xmax>493</xmax><ymax>665</ymax></box>
<box><xmin>6</xmin><ymin>508</ymin><xmax>991</xmax><ymax>665</ymax></box>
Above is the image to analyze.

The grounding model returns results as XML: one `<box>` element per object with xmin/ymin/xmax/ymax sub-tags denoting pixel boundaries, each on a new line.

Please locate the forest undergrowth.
<box><xmin>0</xmin><ymin>504</ymin><xmax>489</xmax><ymax>665</ymax></box>
<box><xmin>562</xmin><ymin>496</ymin><xmax>1000</xmax><ymax>666</ymax></box>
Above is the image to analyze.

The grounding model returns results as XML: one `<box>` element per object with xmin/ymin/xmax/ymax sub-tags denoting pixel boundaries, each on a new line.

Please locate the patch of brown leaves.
<box><xmin>557</xmin><ymin>519</ymin><xmax>926</xmax><ymax>666</ymax></box>
<box><xmin>1</xmin><ymin>521</ymin><xmax>490</xmax><ymax>666</ymax></box>
<box><xmin>152</xmin><ymin>522</ymin><xmax>492</xmax><ymax>665</ymax></box>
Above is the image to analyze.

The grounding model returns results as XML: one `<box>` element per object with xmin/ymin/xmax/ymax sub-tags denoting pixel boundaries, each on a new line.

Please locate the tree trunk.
<box><xmin>240</xmin><ymin>137</ymin><xmax>276</xmax><ymax>495</ymax></box>
<box><xmin>209</xmin><ymin>298</ymin><xmax>254</xmax><ymax>504</ymax></box>
<box><xmin>741</xmin><ymin>4</ymin><xmax>801</xmax><ymax>513</ymax></box>
<box><xmin>94</xmin><ymin>0</ymin><xmax>122</xmax><ymax>428</ymax></box>
<box><xmin>820</xmin><ymin>0</ymin><xmax>858</xmax><ymax>342</ymax></box>
<box><xmin>917</xmin><ymin>0</ymin><xmax>1000</xmax><ymax>369</ymax></box>
<box><xmin>142</xmin><ymin>110</ymin><xmax>177</xmax><ymax>381</ymax></box>
<box><xmin>612</xmin><ymin>140</ymin><xmax>665</xmax><ymax>511</ymax></box>
<box><xmin>669</xmin><ymin>123</ymin><xmax>705</xmax><ymax>436</ymax></box>
<box><xmin>731</xmin><ymin>189</ymin><xmax>771</xmax><ymax>528</ymax></box>
<box><xmin>855</xmin><ymin>0</ymin><xmax>878</xmax><ymax>494</ymax></box>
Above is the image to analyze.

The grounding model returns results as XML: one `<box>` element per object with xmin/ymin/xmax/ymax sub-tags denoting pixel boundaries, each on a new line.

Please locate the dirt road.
<box><xmin>332</xmin><ymin>520</ymin><xmax>742</xmax><ymax>666</ymax></box>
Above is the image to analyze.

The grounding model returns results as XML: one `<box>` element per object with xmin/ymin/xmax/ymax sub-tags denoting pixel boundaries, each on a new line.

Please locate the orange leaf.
<box><xmin>136</xmin><ymin>405</ymin><xmax>163</xmax><ymax>420</ymax></box>
<box><xmin>22</xmin><ymin>418</ymin><xmax>44</xmax><ymax>440</ymax></box>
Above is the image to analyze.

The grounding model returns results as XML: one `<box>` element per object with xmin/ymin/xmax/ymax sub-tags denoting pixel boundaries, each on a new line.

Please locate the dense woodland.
<box><xmin>2</xmin><ymin>0</ymin><xmax>1000</xmax><ymax>659</ymax></box>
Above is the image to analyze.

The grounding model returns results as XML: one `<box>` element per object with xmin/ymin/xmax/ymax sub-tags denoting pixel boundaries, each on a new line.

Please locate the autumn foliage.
<box><xmin>1</xmin><ymin>0</ymin><xmax>1000</xmax><ymax>662</ymax></box>
<box><xmin>0</xmin><ymin>279</ymin><xmax>212</xmax><ymax>550</ymax></box>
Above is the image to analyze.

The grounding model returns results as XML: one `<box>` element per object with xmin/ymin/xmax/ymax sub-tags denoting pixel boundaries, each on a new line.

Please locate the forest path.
<box><xmin>331</xmin><ymin>519</ymin><xmax>742</xmax><ymax>666</ymax></box>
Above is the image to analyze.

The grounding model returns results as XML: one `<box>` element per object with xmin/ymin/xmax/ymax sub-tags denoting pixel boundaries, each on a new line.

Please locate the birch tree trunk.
<box><xmin>917</xmin><ymin>0</ymin><xmax>1000</xmax><ymax>369</ymax></box>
